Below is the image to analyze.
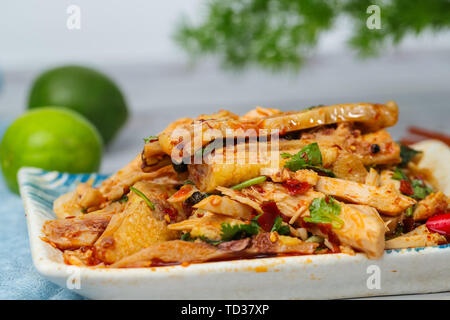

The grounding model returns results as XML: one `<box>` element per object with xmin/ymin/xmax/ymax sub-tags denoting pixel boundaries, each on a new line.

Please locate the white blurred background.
<box><xmin>1</xmin><ymin>0</ymin><xmax>449</xmax><ymax>171</ymax></box>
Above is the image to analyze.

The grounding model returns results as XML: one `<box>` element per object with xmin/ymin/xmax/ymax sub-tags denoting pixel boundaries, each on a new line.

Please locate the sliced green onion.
<box><xmin>130</xmin><ymin>186</ymin><xmax>155</xmax><ymax>210</ymax></box>
<box><xmin>143</xmin><ymin>135</ymin><xmax>158</xmax><ymax>143</ymax></box>
<box><xmin>305</xmin><ymin>235</ymin><xmax>324</xmax><ymax>243</ymax></box>
<box><xmin>231</xmin><ymin>176</ymin><xmax>267</xmax><ymax>191</ymax></box>
<box><xmin>405</xmin><ymin>206</ymin><xmax>414</xmax><ymax>217</ymax></box>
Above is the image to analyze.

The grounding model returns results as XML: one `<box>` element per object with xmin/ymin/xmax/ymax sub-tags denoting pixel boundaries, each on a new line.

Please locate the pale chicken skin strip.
<box><xmin>111</xmin><ymin>233</ymin><xmax>318</xmax><ymax>268</ymax></box>
<box><xmin>315</xmin><ymin>176</ymin><xmax>416</xmax><ymax>216</ymax></box>
<box><xmin>158</xmin><ymin>102</ymin><xmax>398</xmax><ymax>159</ymax></box>
<box><xmin>43</xmin><ymin>211</ymin><xmax>114</xmax><ymax>250</ymax></box>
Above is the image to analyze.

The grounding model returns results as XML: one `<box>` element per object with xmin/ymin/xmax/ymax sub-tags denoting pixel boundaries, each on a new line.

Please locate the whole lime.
<box><xmin>0</xmin><ymin>107</ymin><xmax>103</xmax><ymax>194</ymax></box>
<box><xmin>28</xmin><ymin>65</ymin><xmax>128</xmax><ymax>145</ymax></box>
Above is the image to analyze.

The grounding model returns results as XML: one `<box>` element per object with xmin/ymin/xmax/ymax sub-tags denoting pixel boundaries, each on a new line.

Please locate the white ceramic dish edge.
<box><xmin>19</xmin><ymin>167</ymin><xmax>450</xmax><ymax>300</ymax></box>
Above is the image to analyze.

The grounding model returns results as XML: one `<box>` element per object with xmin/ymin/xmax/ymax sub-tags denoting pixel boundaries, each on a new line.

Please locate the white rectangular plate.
<box><xmin>18</xmin><ymin>167</ymin><xmax>450</xmax><ymax>300</ymax></box>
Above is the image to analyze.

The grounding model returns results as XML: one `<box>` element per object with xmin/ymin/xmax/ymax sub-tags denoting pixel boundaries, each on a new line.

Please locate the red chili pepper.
<box><xmin>282</xmin><ymin>179</ymin><xmax>311</xmax><ymax>196</ymax></box>
<box><xmin>163</xmin><ymin>207</ymin><xmax>178</xmax><ymax>221</ymax></box>
<box><xmin>258</xmin><ymin>201</ymin><xmax>281</xmax><ymax>232</ymax></box>
<box><xmin>400</xmin><ymin>180</ymin><xmax>414</xmax><ymax>196</ymax></box>
<box><xmin>426</xmin><ymin>212</ymin><xmax>450</xmax><ymax>236</ymax></box>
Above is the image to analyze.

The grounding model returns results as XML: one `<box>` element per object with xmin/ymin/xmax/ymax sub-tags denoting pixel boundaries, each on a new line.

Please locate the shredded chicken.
<box><xmin>43</xmin><ymin>210</ymin><xmax>113</xmax><ymax>250</ymax></box>
<box><xmin>315</xmin><ymin>176</ymin><xmax>416</xmax><ymax>215</ymax></box>
<box><xmin>42</xmin><ymin>101</ymin><xmax>449</xmax><ymax>267</ymax></box>
<box><xmin>413</xmin><ymin>192</ymin><xmax>449</xmax><ymax>221</ymax></box>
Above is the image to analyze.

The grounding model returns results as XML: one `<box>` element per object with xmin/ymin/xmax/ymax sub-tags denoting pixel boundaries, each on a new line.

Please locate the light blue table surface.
<box><xmin>0</xmin><ymin>121</ymin><xmax>83</xmax><ymax>300</ymax></box>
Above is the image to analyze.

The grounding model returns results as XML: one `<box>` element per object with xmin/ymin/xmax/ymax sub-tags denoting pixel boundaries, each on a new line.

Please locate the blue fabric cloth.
<box><xmin>0</xmin><ymin>121</ymin><xmax>83</xmax><ymax>300</ymax></box>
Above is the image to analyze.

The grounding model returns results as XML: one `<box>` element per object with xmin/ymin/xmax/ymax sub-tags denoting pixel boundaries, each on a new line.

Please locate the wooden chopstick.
<box><xmin>407</xmin><ymin>126</ymin><xmax>450</xmax><ymax>146</ymax></box>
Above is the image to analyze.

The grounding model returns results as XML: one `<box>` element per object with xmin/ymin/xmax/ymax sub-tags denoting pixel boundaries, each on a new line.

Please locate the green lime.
<box><xmin>0</xmin><ymin>107</ymin><xmax>103</xmax><ymax>194</ymax></box>
<box><xmin>28</xmin><ymin>65</ymin><xmax>128</xmax><ymax>145</ymax></box>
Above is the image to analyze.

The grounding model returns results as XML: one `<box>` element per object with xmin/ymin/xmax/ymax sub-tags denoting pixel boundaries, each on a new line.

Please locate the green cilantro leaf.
<box><xmin>197</xmin><ymin>236</ymin><xmax>223</xmax><ymax>246</ymax></box>
<box><xmin>181</xmin><ymin>232</ymin><xmax>194</xmax><ymax>241</ymax></box>
<box><xmin>411</xmin><ymin>179</ymin><xmax>433</xmax><ymax>200</ymax></box>
<box><xmin>180</xmin><ymin>232</ymin><xmax>223</xmax><ymax>245</ymax></box>
<box><xmin>304</xmin><ymin>196</ymin><xmax>343</xmax><ymax>229</ymax></box>
<box><xmin>284</xmin><ymin>142</ymin><xmax>322</xmax><ymax>170</ymax></box>
<box><xmin>392</xmin><ymin>168</ymin><xmax>408</xmax><ymax>181</ymax></box>
<box><xmin>283</xmin><ymin>142</ymin><xmax>335</xmax><ymax>177</ymax></box>
<box><xmin>270</xmin><ymin>216</ymin><xmax>290</xmax><ymax>235</ymax></box>
<box><xmin>220</xmin><ymin>220</ymin><xmax>260</xmax><ymax>241</ymax></box>
<box><xmin>391</xmin><ymin>167</ymin><xmax>433</xmax><ymax>200</ymax></box>
<box><xmin>399</xmin><ymin>144</ymin><xmax>422</xmax><ymax>168</ymax></box>
<box><xmin>117</xmin><ymin>194</ymin><xmax>128</xmax><ymax>204</ymax></box>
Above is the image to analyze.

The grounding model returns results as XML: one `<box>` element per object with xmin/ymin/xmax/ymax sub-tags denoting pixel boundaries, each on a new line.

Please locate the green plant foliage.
<box><xmin>174</xmin><ymin>0</ymin><xmax>450</xmax><ymax>71</ymax></box>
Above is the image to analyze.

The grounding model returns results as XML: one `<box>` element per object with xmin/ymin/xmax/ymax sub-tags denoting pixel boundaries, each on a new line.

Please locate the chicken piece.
<box><xmin>261</xmin><ymin>101</ymin><xmax>398</xmax><ymax>133</ymax></box>
<box><xmin>379</xmin><ymin>170</ymin><xmax>401</xmax><ymax>190</ymax></box>
<box><xmin>245</xmin><ymin>233</ymin><xmax>318</xmax><ymax>256</ymax></box>
<box><xmin>332</xmin><ymin>153</ymin><xmax>368</xmax><ymax>183</ymax></box>
<box><xmin>306</xmin><ymin>204</ymin><xmax>386</xmax><ymax>259</ymax></box>
<box><xmin>99</xmin><ymin>155</ymin><xmax>183</xmax><ymax>201</ymax></box>
<box><xmin>53</xmin><ymin>181</ymin><xmax>106</xmax><ymax>219</ymax></box>
<box><xmin>266</xmin><ymin>168</ymin><xmax>319</xmax><ymax>186</ymax></box>
<box><xmin>381</xmin><ymin>214</ymin><xmax>402</xmax><ymax>235</ymax></box>
<box><xmin>355</xmin><ymin>130</ymin><xmax>401</xmax><ymax>166</ymax></box>
<box><xmin>365</xmin><ymin>168</ymin><xmax>380</xmax><ymax>186</ymax></box>
<box><xmin>221</xmin><ymin>182</ymin><xmax>317</xmax><ymax>219</ymax></box>
<box><xmin>167</xmin><ymin>184</ymin><xmax>199</xmax><ymax>203</ymax></box>
<box><xmin>94</xmin><ymin>181</ymin><xmax>181</xmax><ymax>264</ymax></box>
<box><xmin>43</xmin><ymin>210</ymin><xmax>114</xmax><ymax>250</ymax></box>
<box><xmin>142</xmin><ymin>112</ymin><xmax>239</xmax><ymax>171</ymax></box>
<box><xmin>189</xmin><ymin>162</ymin><xmax>263</xmax><ymax>193</ymax></box>
<box><xmin>315</xmin><ymin>176</ymin><xmax>416</xmax><ymax>215</ymax></box>
<box><xmin>111</xmin><ymin>233</ymin><xmax>318</xmax><ymax>268</ymax></box>
<box><xmin>413</xmin><ymin>192</ymin><xmax>449</xmax><ymax>221</ymax></box>
<box><xmin>216</xmin><ymin>186</ymin><xmax>263</xmax><ymax>213</ymax></box>
<box><xmin>299</xmin><ymin>123</ymin><xmax>401</xmax><ymax>167</ymax></box>
<box><xmin>168</xmin><ymin>211</ymin><xmax>244</xmax><ymax>240</ymax></box>
<box><xmin>189</xmin><ymin>140</ymin><xmax>337</xmax><ymax>192</ymax></box>
<box><xmin>158</xmin><ymin>102</ymin><xmax>399</xmax><ymax>160</ymax></box>
<box><xmin>193</xmin><ymin>195</ymin><xmax>254</xmax><ymax>220</ymax></box>
<box><xmin>110</xmin><ymin>240</ymin><xmax>229</xmax><ymax>268</ymax></box>
<box><xmin>141</xmin><ymin>140</ymin><xmax>172</xmax><ymax>172</ymax></box>
<box><xmin>385</xmin><ymin>224</ymin><xmax>447</xmax><ymax>249</ymax></box>
<box><xmin>197</xmin><ymin>109</ymin><xmax>240</xmax><ymax>121</ymax></box>
<box><xmin>240</xmin><ymin>106</ymin><xmax>281</xmax><ymax>120</ymax></box>
<box><xmin>54</xmin><ymin>155</ymin><xmax>182</xmax><ymax>214</ymax></box>
<box><xmin>63</xmin><ymin>247</ymin><xmax>103</xmax><ymax>267</ymax></box>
